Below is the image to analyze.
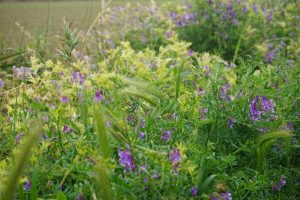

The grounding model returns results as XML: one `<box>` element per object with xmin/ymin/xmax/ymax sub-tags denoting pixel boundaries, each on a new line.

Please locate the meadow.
<box><xmin>0</xmin><ymin>0</ymin><xmax>300</xmax><ymax>199</ymax></box>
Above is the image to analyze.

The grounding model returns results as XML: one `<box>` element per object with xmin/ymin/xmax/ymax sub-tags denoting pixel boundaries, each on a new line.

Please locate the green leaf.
<box><xmin>56</xmin><ymin>191</ymin><xmax>67</xmax><ymax>200</ymax></box>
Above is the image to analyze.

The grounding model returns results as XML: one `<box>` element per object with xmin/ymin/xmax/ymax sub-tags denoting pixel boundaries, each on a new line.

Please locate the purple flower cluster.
<box><xmin>210</xmin><ymin>192</ymin><xmax>232</xmax><ymax>200</ymax></box>
<box><xmin>71</xmin><ymin>71</ymin><xmax>85</xmax><ymax>85</ymax></box>
<box><xmin>0</xmin><ymin>78</ymin><xmax>4</xmax><ymax>89</ymax></box>
<box><xmin>61</xmin><ymin>96</ymin><xmax>69</xmax><ymax>103</ymax></box>
<box><xmin>118</xmin><ymin>149</ymin><xmax>136</xmax><ymax>171</ymax></box>
<box><xmin>264</xmin><ymin>50</ymin><xmax>276</xmax><ymax>63</ymax></box>
<box><xmin>190</xmin><ymin>186</ymin><xmax>198</xmax><ymax>197</ymax></box>
<box><xmin>23</xmin><ymin>180</ymin><xmax>31</xmax><ymax>191</ymax></box>
<box><xmin>63</xmin><ymin>125</ymin><xmax>72</xmax><ymax>134</ymax></box>
<box><xmin>227</xmin><ymin>117</ymin><xmax>235</xmax><ymax>128</ymax></box>
<box><xmin>196</xmin><ymin>87</ymin><xmax>205</xmax><ymax>96</ymax></box>
<box><xmin>220</xmin><ymin>83</ymin><xmax>231</xmax><ymax>101</ymax></box>
<box><xmin>272</xmin><ymin>176</ymin><xmax>286</xmax><ymax>191</ymax></box>
<box><xmin>169</xmin><ymin>148</ymin><xmax>181</xmax><ymax>169</ymax></box>
<box><xmin>13</xmin><ymin>66</ymin><xmax>32</xmax><ymax>81</ymax></box>
<box><xmin>161</xmin><ymin>130</ymin><xmax>172</xmax><ymax>142</ymax></box>
<box><xmin>94</xmin><ymin>89</ymin><xmax>104</xmax><ymax>102</ymax></box>
<box><xmin>250</xmin><ymin>96</ymin><xmax>275</xmax><ymax>121</ymax></box>
<box><xmin>169</xmin><ymin>11</ymin><xmax>197</xmax><ymax>27</ymax></box>
<box><xmin>199</xmin><ymin>108</ymin><xmax>208</xmax><ymax>119</ymax></box>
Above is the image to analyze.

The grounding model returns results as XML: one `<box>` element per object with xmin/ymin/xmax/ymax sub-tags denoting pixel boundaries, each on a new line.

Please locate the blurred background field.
<box><xmin>0</xmin><ymin>0</ymin><xmax>166</xmax><ymax>48</ymax></box>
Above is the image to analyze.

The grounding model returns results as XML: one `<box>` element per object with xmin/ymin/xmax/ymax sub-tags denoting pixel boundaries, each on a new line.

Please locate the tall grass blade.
<box><xmin>122</xmin><ymin>88</ymin><xmax>159</xmax><ymax>106</ymax></box>
<box><xmin>256</xmin><ymin>130</ymin><xmax>293</xmax><ymax>174</ymax></box>
<box><xmin>95</xmin><ymin>157</ymin><xmax>114</xmax><ymax>200</ymax></box>
<box><xmin>122</xmin><ymin>77</ymin><xmax>163</xmax><ymax>100</ymax></box>
<box><xmin>1</xmin><ymin>120</ymin><xmax>42</xmax><ymax>200</ymax></box>
<box><xmin>93</xmin><ymin>105</ymin><xmax>111</xmax><ymax>159</ymax></box>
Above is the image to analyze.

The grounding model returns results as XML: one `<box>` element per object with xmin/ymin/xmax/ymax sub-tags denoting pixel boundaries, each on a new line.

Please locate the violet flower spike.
<box><xmin>23</xmin><ymin>180</ymin><xmax>31</xmax><ymax>191</ymax></box>
<box><xmin>161</xmin><ymin>130</ymin><xmax>171</xmax><ymax>142</ymax></box>
<box><xmin>190</xmin><ymin>186</ymin><xmax>198</xmax><ymax>197</ymax></box>
<box><xmin>94</xmin><ymin>89</ymin><xmax>104</xmax><ymax>102</ymax></box>
<box><xmin>118</xmin><ymin>149</ymin><xmax>136</xmax><ymax>171</ymax></box>
<box><xmin>0</xmin><ymin>78</ymin><xmax>4</xmax><ymax>89</ymax></box>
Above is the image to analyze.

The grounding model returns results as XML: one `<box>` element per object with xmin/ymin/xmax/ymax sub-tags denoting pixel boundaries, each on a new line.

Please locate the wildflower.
<box><xmin>94</xmin><ymin>90</ymin><xmax>104</xmax><ymax>102</ymax></box>
<box><xmin>242</xmin><ymin>6</ymin><xmax>248</xmax><ymax>14</ymax></box>
<box><xmin>261</xmin><ymin>96</ymin><xmax>274</xmax><ymax>112</ymax></box>
<box><xmin>61</xmin><ymin>96</ymin><xmax>69</xmax><ymax>103</ymax></box>
<box><xmin>196</xmin><ymin>87</ymin><xmax>205</xmax><ymax>96</ymax></box>
<box><xmin>139</xmin><ymin>132</ymin><xmax>145</xmax><ymax>139</ymax></box>
<box><xmin>264</xmin><ymin>51</ymin><xmax>276</xmax><ymax>63</ymax></box>
<box><xmin>188</xmin><ymin>49</ymin><xmax>195</xmax><ymax>57</ymax></box>
<box><xmin>71</xmin><ymin>71</ymin><xmax>85</xmax><ymax>85</ymax></box>
<box><xmin>15</xmin><ymin>132</ymin><xmax>24</xmax><ymax>142</ymax></box>
<box><xmin>0</xmin><ymin>78</ymin><xmax>4</xmax><ymax>89</ymax></box>
<box><xmin>118</xmin><ymin>149</ymin><xmax>136</xmax><ymax>171</ymax></box>
<box><xmin>219</xmin><ymin>192</ymin><xmax>232</xmax><ymax>200</ymax></box>
<box><xmin>170</xmin><ymin>148</ymin><xmax>181</xmax><ymax>169</ymax></box>
<box><xmin>203</xmin><ymin>65</ymin><xmax>210</xmax><ymax>76</ymax></box>
<box><xmin>63</xmin><ymin>125</ymin><xmax>71</xmax><ymax>133</ymax></box>
<box><xmin>227</xmin><ymin>118</ymin><xmax>235</xmax><ymax>128</ymax></box>
<box><xmin>23</xmin><ymin>180</ymin><xmax>31</xmax><ymax>191</ymax></box>
<box><xmin>161</xmin><ymin>130</ymin><xmax>171</xmax><ymax>142</ymax></box>
<box><xmin>190</xmin><ymin>186</ymin><xmax>198</xmax><ymax>197</ymax></box>
<box><xmin>210</xmin><ymin>191</ymin><xmax>232</xmax><ymax>200</ymax></box>
<box><xmin>266</xmin><ymin>10</ymin><xmax>273</xmax><ymax>21</ymax></box>
<box><xmin>13</xmin><ymin>66</ymin><xmax>32</xmax><ymax>80</ymax></box>
<box><xmin>184</xmin><ymin>13</ymin><xmax>196</xmax><ymax>21</ymax></box>
<box><xmin>199</xmin><ymin>108</ymin><xmax>208</xmax><ymax>119</ymax></box>
<box><xmin>250</xmin><ymin>96</ymin><xmax>275</xmax><ymax>121</ymax></box>
<box><xmin>272</xmin><ymin>176</ymin><xmax>287</xmax><ymax>191</ymax></box>
<box><xmin>77</xmin><ymin>193</ymin><xmax>85</xmax><ymax>200</ymax></box>
<box><xmin>153</xmin><ymin>172</ymin><xmax>160</xmax><ymax>179</ymax></box>
<box><xmin>42</xmin><ymin>115</ymin><xmax>49</xmax><ymax>123</ymax></box>
<box><xmin>220</xmin><ymin>83</ymin><xmax>231</xmax><ymax>100</ymax></box>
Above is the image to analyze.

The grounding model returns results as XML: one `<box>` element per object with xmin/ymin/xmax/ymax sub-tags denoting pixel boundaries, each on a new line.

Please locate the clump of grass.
<box><xmin>1</xmin><ymin>120</ymin><xmax>42</xmax><ymax>200</ymax></box>
<box><xmin>256</xmin><ymin>130</ymin><xmax>294</xmax><ymax>174</ymax></box>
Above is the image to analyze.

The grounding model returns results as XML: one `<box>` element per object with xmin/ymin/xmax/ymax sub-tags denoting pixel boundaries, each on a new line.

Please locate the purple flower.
<box><xmin>184</xmin><ymin>13</ymin><xmax>196</xmax><ymax>21</ymax></box>
<box><xmin>77</xmin><ymin>193</ymin><xmax>85</xmax><ymax>200</ymax></box>
<box><xmin>219</xmin><ymin>192</ymin><xmax>232</xmax><ymax>200</ymax></box>
<box><xmin>264</xmin><ymin>51</ymin><xmax>276</xmax><ymax>63</ymax></box>
<box><xmin>61</xmin><ymin>96</ymin><xmax>69</xmax><ymax>103</ymax></box>
<box><xmin>63</xmin><ymin>125</ymin><xmax>71</xmax><ymax>133</ymax></box>
<box><xmin>118</xmin><ymin>149</ymin><xmax>136</xmax><ymax>171</ymax></box>
<box><xmin>153</xmin><ymin>172</ymin><xmax>160</xmax><ymax>179</ymax></box>
<box><xmin>176</xmin><ymin>20</ymin><xmax>185</xmax><ymax>27</ymax></box>
<box><xmin>42</xmin><ymin>115</ymin><xmax>49</xmax><ymax>123</ymax></box>
<box><xmin>15</xmin><ymin>132</ymin><xmax>24</xmax><ymax>142</ymax></box>
<box><xmin>13</xmin><ymin>66</ymin><xmax>32</xmax><ymax>80</ymax></box>
<box><xmin>227</xmin><ymin>118</ymin><xmax>235</xmax><ymax>128</ymax></box>
<box><xmin>23</xmin><ymin>180</ymin><xmax>31</xmax><ymax>191</ymax></box>
<box><xmin>199</xmin><ymin>108</ymin><xmax>208</xmax><ymax>119</ymax></box>
<box><xmin>94</xmin><ymin>90</ymin><xmax>104</xmax><ymax>102</ymax></box>
<box><xmin>203</xmin><ymin>65</ymin><xmax>210</xmax><ymax>76</ymax></box>
<box><xmin>190</xmin><ymin>186</ymin><xmax>198</xmax><ymax>197</ymax></box>
<box><xmin>261</xmin><ymin>96</ymin><xmax>274</xmax><ymax>112</ymax></box>
<box><xmin>0</xmin><ymin>78</ymin><xmax>4</xmax><ymax>89</ymax></box>
<box><xmin>196</xmin><ymin>87</ymin><xmax>205</xmax><ymax>96</ymax></box>
<box><xmin>170</xmin><ymin>148</ymin><xmax>181</xmax><ymax>169</ymax></box>
<box><xmin>161</xmin><ymin>130</ymin><xmax>171</xmax><ymax>142</ymax></box>
<box><xmin>272</xmin><ymin>176</ymin><xmax>287</xmax><ymax>191</ymax></box>
<box><xmin>71</xmin><ymin>71</ymin><xmax>85</xmax><ymax>85</ymax></box>
<box><xmin>266</xmin><ymin>10</ymin><xmax>273</xmax><ymax>21</ymax></box>
<box><xmin>139</xmin><ymin>132</ymin><xmax>145</xmax><ymax>139</ymax></box>
<box><xmin>242</xmin><ymin>6</ymin><xmax>248</xmax><ymax>14</ymax></box>
<box><xmin>188</xmin><ymin>49</ymin><xmax>195</xmax><ymax>57</ymax></box>
<box><xmin>220</xmin><ymin>83</ymin><xmax>231</xmax><ymax>100</ymax></box>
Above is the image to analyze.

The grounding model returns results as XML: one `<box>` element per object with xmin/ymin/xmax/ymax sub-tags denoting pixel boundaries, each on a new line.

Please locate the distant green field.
<box><xmin>0</xmin><ymin>1</ymin><xmax>161</xmax><ymax>48</ymax></box>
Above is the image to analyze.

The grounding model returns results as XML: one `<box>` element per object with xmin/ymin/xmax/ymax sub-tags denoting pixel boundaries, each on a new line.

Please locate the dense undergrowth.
<box><xmin>0</xmin><ymin>0</ymin><xmax>300</xmax><ymax>199</ymax></box>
